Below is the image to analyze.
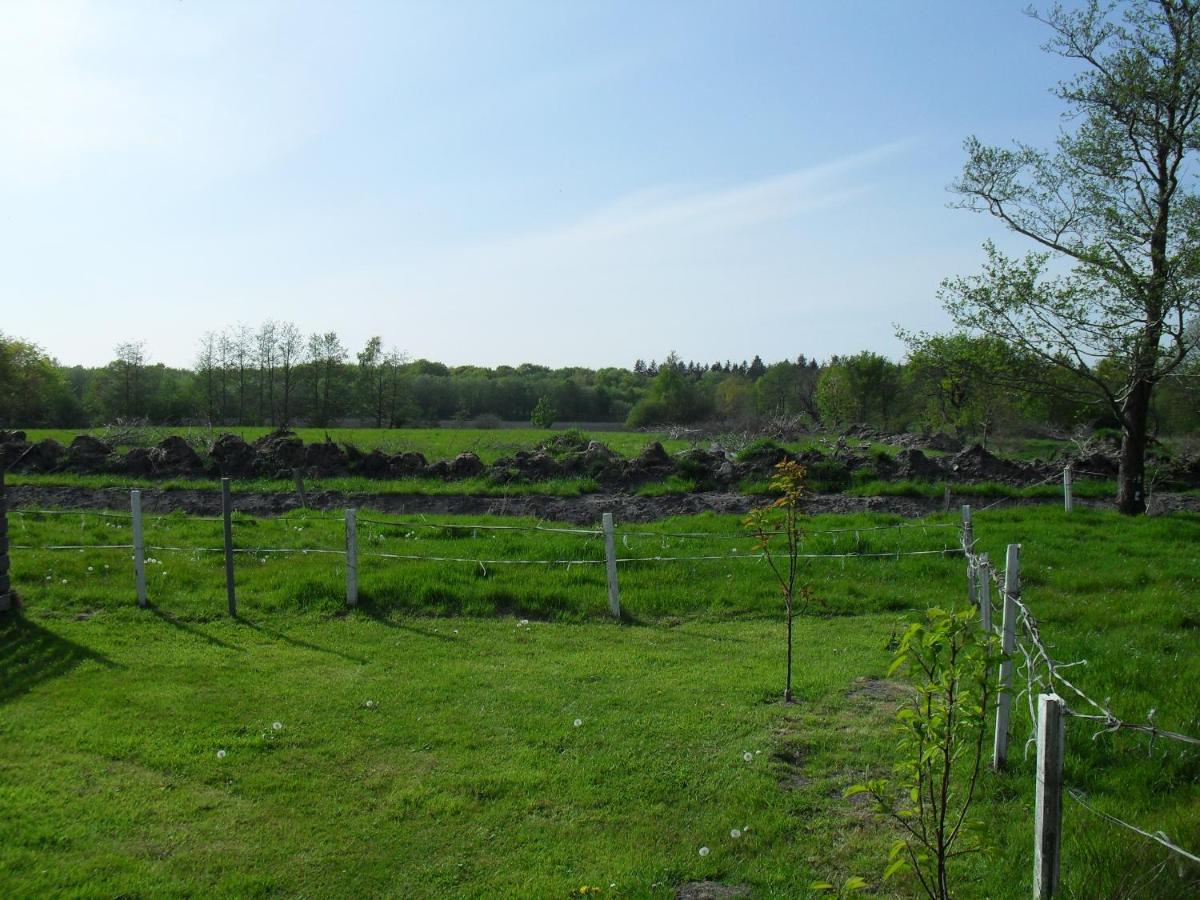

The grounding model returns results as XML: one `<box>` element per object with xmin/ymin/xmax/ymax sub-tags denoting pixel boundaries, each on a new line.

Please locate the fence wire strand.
<box><xmin>961</xmin><ymin>534</ymin><xmax>1200</xmax><ymax>750</ymax></box>
<box><xmin>1068</xmin><ymin>789</ymin><xmax>1200</xmax><ymax>866</ymax></box>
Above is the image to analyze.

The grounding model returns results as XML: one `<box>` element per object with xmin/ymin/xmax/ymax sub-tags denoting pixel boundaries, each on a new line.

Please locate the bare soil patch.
<box><xmin>11</xmin><ymin>484</ymin><xmax>1194</xmax><ymax>524</ymax></box>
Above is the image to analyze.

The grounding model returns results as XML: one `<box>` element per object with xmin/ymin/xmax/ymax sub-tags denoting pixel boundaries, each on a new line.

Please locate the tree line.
<box><xmin>2</xmin><ymin>325</ymin><xmax>1196</xmax><ymax>441</ymax></box>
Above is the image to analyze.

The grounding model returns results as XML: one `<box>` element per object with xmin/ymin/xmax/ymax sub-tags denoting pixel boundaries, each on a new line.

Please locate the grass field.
<box><xmin>2</xmin><ymin>506</ymin><xmax>1198</xmax><ymax>896</ymax></box>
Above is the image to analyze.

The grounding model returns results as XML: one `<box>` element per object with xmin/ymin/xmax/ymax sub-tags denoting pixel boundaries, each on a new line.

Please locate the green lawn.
<box><xmin>2</xmin><ymin>506</ymin><xmax>1198</xmax><ymax>897</ymax></box>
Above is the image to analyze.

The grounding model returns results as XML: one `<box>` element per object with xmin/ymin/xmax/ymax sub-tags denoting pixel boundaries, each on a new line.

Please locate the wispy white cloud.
<box><xmin>462</xmin><ymin>139</ymin><xmax>915</xmax><ymax>259</ymax></box>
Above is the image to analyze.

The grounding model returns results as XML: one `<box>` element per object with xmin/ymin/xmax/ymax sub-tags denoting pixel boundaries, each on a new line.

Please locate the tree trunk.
<box><xmin>1116</xmin><ymin>381</ymin><xmax>1151</xmax><ymax>515</ymax></box>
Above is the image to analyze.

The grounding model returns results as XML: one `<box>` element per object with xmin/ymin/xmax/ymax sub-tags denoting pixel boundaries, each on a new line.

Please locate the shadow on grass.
<box><xmin>234</xmin><ymin>616</ymin><xmax>369</xmax><ymax>664</ymax></box>
<box><xmin>356</xmin><ymin>600</ymin><xmax>457</xmax><ymax>642</ymax></box>
<box><xmin>146</xmin><ymin>605</ymin><xmax>244</xmax><ymax>651</ymax></box>
<box><xmin>0</xmin><ymin>611</ymin><xmax>120</xmax><ymax>704</ymax></box>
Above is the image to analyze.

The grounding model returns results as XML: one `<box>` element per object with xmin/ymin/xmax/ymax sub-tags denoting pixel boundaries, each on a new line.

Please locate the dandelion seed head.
<box><xmin>87</xmin><ymin>566</ymin><xmax>94</xmax><ymax>572</ymax></box>
<box><xmin>698</xmin><ymin>846</ymin><xmax>710</xmax><ymax>857</ymax></box>
<box><xmin>730</xmin><ymin>829</ymin><xmax>742</xmax><ymax>839</ymax></box>
<box><xmin>272</xmin><ymin>721</ymin><xmax>282</xmax><ymax>731</ymax></box>
<box><xmin>216</xmin><ymin>749</ymin><xmax>226</xmax><ymax>759</ymax></box>
<box><xmin>743</xmin><ymin>751</ymin><xmax>753</xmax><ymax>762</ymax></box>
<box><xmin>573</xmin><ymin>718</ymin><xmax>583</xmax><ymax>728</ymax></box>
<box><xmin>61</xmin><ymin>578</ymin><xmax>68</xmax><ymax>584</ymax></box>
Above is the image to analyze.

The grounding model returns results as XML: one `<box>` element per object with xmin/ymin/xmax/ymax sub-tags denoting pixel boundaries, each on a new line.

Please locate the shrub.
<box><xmin>530</xmin><ymin>397</ymin><xmax>556</xmax><ymax>429</ymax></box>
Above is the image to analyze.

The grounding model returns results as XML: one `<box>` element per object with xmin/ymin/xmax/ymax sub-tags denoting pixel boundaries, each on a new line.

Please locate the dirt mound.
<box><xmin>208</xmin><ymin>433</ymin><xmax>258</xmax><ymax>476</ymax></box>
<box><xmin>895</xmin><ymin>448</ymin><xmax>944</xmax><ymax>480</ymax></box>
<box><xmin>65</xmin><ymin>435</ymin><xmax>114</xmax><ymax>474</ymax></box>
<box><xmin>947</xmin><ymin>444</ymin><xmax>1026</xmax><ymax>483</ymax></box>
<box><xmin>252</xmin><ymin>429</ymin><xmax>306</xmax><ymax>474</ymax></box>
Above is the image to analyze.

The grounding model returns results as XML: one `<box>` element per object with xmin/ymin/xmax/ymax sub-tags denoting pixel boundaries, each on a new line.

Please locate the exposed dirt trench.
<box><xmin>9</xmin><ymin>484</ymin><xmax>1193</xmax><ymax>524</ymax></box>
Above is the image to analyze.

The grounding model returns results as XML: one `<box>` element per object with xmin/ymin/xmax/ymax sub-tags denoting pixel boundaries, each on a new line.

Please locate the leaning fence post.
<box><xmin>0</xmin><ymin>469</ymin><xmax>10</xmax><ymax>612</ymax></box>
<box><xmin>222</xmin><ymin>477</ymin><xmax>237</xmax><ymax>617</ymax></box>
<box><xmin>1034</xmin><ymin>693</ymin><xmax>1065</xmax><ymax>898</ymax></box>
<box><xmin>977</xmin><ymin>552</ymin><xmax>992</xmax><ymax>635</ymax></box>
<box><xmin>1063</xmin><ymin>466</ymin><xmax>1073</xmax><ymax>514</ymax></box>
<box><xmin>345</xmin><ymin>508</ymin><xmax>358</xmax><ymax>608</ymax></box>
<box><xmin>602</xmin><ymin>512</ymin><xmax>620</xmax><ymax>620</ymax></box>
<box><xmin>131</xmin><ymin>490</ymin><xmax>148</xmax><ymax>608</ymax></box>
<box><xmin>993</xmin><ymin>543</ymin><xmax>1020</xmax><ymax>770</ymax></box>
<box><xmin>962</xmin><ymin>505</ymin><xmax>975</xmax><ymax>609</ymax></box>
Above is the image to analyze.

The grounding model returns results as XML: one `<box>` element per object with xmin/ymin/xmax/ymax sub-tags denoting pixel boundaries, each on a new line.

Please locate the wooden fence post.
<box><xmin>993</xmin><ymin>543</ymin><xmax>1020</xmax><ymax>770</ymax></box>
<box><xmin>222</xmin><ymin>478</ymin><xmax>237</xmax><ymax>617</ymax></box>
<box><xmin>1063</xmin><ymin>466</ymin><xmax>1073</xmax><ymax>514</ymax></box>
<box><xmin>602</xmin><ymin>512</ymin><xmax>620</xmax><ymax>620</ymax></box>
<box><xmin>977</xmin><ymin>552</ymin><xmax>992</xmax><ymax>635</ymax></box>
<box><xmin>131</xmin><ymin>490</ymin><xmax>148</xmax><ymax>608</ymax></box>
<box><xmin>962</xmin><ymin>505</ymin><xmax>975</xmax><ymax>609</ymax></box>
<box><xmin>1034</xmin><ymin>693</ymin><xmax>1065</xmax><ymax>898</ymax></box>
<box><xmin>345</xmin><ymin>508</ymin><xmax>358</xmax><ymax>608</ymax></box>
<box><xmin>0</xmin><ymin>469</ymin><xmax>10</xmax><ymax>612</ymax></box>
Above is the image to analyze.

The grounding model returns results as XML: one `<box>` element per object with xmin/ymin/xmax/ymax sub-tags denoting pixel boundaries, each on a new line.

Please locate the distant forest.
<box><xmin>2</xmin><ymin>322</ymin><xmax>1198</xmax><ymax>439</ymax></box>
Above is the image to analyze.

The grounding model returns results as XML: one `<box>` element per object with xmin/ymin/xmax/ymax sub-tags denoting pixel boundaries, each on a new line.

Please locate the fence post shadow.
<box><xmin>0</xmin><ymin>611</ymin><xmax>121</xmax><ymax>704</ymax></box>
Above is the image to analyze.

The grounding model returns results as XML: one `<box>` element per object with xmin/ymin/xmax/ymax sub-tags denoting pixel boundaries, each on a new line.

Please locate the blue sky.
<box><xmin>3</xmin><ymin>1</ymin><xmax>1083</xmax><ymax>369</ymax></box>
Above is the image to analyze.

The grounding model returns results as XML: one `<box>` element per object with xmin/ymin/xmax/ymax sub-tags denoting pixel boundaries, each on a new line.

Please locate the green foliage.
<box><xmin>529</xmin><ymin>396</ymin><xmax>556</xmax><ymax>428</ymax></box>
<box><xmin>744</xmin><ymin>460</ymin><xmax>814</xmax><ymax>702</ymax></box>
<box><xmin>848</xmin><ymin>603</ymin><xmax>998</xmax><ymax>899</ymax></box>
<box><xmin>0</xmin><ymin>333</ymin><xmax>81</xmax><ymax>428</ymax></box>
<box><xmin>944</xmin><ymin>0</ymin><xmax>1200</xmax><ymax>512</ymax></box>
<box><xmin>817</xmin><ymin>352</ymin><xmax>903</xmax><ymax>429</ymax></box>
<box><xmin>624</xmin><ymin>352</ymin><xmax>712</xmax><ymax>427</ymax></box>
<box><xmin>900</xmin><ymin>331</ymin><xmax>1038</xmax><ymax>440</ymax></box>
<box><xmin>806</xmin><ymin>458</ymin><xmax>851</xmax><ymax>492</ymax></box>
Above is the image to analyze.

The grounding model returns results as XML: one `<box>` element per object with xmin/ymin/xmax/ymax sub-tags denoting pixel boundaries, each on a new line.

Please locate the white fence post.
<box><xmin>943</xmin><ymin>483</ymin><xmax>952</xmax><ymax>513</ymax></box>
<box><xmin>131</xmin><ymin>490</ymin><xmax>147</xmax><ymax>608</ymax></box>
<box><xmin>962</xmin><ymin>505</ymin><xmax>975</xmax><ymax>609</ymax></box>
<box><xmin>602</xmin><ymin>512</ymin><xmax>620</xmax><ymax>620</ymax></box>
<box><xmin>977</xmin><ymin>552</ymin><xmax>992</xmax><ymax>635</ymax></box>
<box><xmin>0</xmin><ymin>470</ymin><xmax>10</xmax><ymax>612</ymax></box>
<box><xmin>1034</xmin><ymin>693</ymin><xmax>1065</xmax><ymax>898</ymax></box>
<box><xmin>345</xmin><ymin>508</ymin><xmax>358</xmax><ymax>608</ymax></box>
<box><xmin>222</xmin><ymin>478</ymin><xmax>237</xmax><ymax>617</ymax></box>
<box><xmin>1063</xmin><ymin>466</ymin><xmax>1073</xmax><ymax>514</ymax></box>
<box><xmin>994</xmin><ymin>543</ymin><xmax>1020</xmax><ymax>770</ymax></box>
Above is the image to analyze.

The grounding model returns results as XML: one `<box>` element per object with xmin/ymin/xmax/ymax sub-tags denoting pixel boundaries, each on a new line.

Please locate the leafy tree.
<box><xmin>0</xmin><ymin>334</ymin><xmax>80</xmax><ymax>427</ymax></box>
<box><xmin>306</xmin><ymin>332</ymin><xmax>348</xmax><ymax>427</ymax></box>
<box><xmin>943</xmin><ymin>0</ymin><xmax>1200</xmax><ymax>513</ymax></box>
<box><xmin>275</xmin><ymin>322</ymin><xmax>305</xmax><ymax>427</ymax></box>
<box><xmin>530</xmin><ymin>395</ymin><xmax>556</xmax><ymax>428</ymax></box>
<box><xmin>744</xmin><ymin>460</ymin><xmax>814</xmax><ymax>703</ymax></box>
<box><xmin>849</xmin><ymin>604</ymin><xmax>997</xmax><ymax>900</ymax></box>
<box><xmin>714</xmin><ymin>373</ymin><xmax>757</xmax><ymax>420</ymax></box>
<box><xmin>901</xmin><ymin>332</ymin><xmax>1024</xmax><ymax>443</ymax></box>
<box><xmin>815</xmin><ymin>352</ymin><xmax>901</xmax><ymax>428</ymax></box>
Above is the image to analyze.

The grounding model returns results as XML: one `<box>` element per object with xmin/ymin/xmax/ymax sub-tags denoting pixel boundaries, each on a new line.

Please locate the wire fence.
<box><xmin>957</xmin><ymin>511</ymin><xmax>1200</xmax><ymax>887</ymax></box>
<box><xmin>3</xmin><ymin>472</ymin><xmax>1196</xmax><ymax>891</ymax></box>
